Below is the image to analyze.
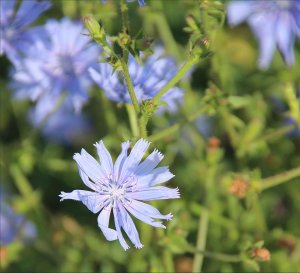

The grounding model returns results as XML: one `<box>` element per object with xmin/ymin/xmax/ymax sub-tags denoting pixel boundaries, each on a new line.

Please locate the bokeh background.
<box><xmin>1</xmin><ymin>0</ymin><xmax>300</xmax><ymax>272</ymax></box>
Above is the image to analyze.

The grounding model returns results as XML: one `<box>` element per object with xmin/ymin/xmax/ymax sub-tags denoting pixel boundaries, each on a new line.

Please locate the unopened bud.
<box><xmin>228</xmin><ymin>178</ymin><xmax>249</xmax><ymax>198</ymax></box>
<box><xmin>83</xmin><ymin>15</ymin><xmax>101</xmax><ymax>36</ymax></box>
<box><xmin>251</xmin><ymin>247</ymin><xmax>271</xmax><ymax>262</ymax></box>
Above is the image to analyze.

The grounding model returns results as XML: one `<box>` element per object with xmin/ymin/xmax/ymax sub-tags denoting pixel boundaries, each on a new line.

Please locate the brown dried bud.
<box><xmin>228</xmin><ymin>178</ymin><xmax>249</xmax><ymax>198</ymax></box>
<box><xmin>208</xmin><ymin>137</ymin><xmax>221</xmax><ymax>150</ymax></box>
<box><xmin>0</xmin><ymin>247</ymin><xmax>8</xmax><ymax>262</ymax></box>
<box><xmin>175</xmin><ymin>257</ymin><xmax>193</xmax><ymax>273</ymax></box>
<box><xmin>251</xmin><ymin>247</ymin><xmax>271</xmax><ymax>262</ymax></box>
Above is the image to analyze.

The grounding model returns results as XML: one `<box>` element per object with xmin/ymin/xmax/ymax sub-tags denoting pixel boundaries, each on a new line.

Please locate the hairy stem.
<box><xmin>192</xmin><ymin>209</ymin><xmax>209</xmax><ymax>272</ymax></box>
<box><xmin>120</xmin><ymin>60</ymin><xmax>140</xmax><ymax>114</ymax></box>
<box><xmin>188</xmin><ymin>246</ymin><xmax>242</xmax><ymax>263</ymax></box>
<box><xmin>126</xmin><ymin>104</ymin><xmax>139</xmax><ymax>138</ymax></box>
<box><xmin>259</xmin><ymin>166</ymin><xmax>300</xmax><ymax>191</ymax></box>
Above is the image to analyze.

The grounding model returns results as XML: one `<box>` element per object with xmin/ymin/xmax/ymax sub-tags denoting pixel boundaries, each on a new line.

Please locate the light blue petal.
<box><xmin>119</xmin><ymin>139</ymin><xmax>150</xmax><ymax>183</ymax></box>
<box><xmin>138</xmin><ymin>0</ymin><xmax>145</xmax><ymax>6</ymax></box>
<box><xmin>78</xmin><ymin>166</ymin><xmax>98</xmax><ymax>191</ymax></box>
<box><xmin>59</xmin><ymin>190</ymin><xmax>93</xmax><ymax>201</ymax></box>
<box><xmin>113</xmin><ymin>207</ymin><xmax>130</xmax><ymax>250</ymax></box>
<box><xmin>127</xmin><ymin>186</ymin><xmax>180</xmax><ymax>201</ymax></box>
<box><xmin>79</xmin><ymin>193</ymin><xmax>108</xmax><ymax>214</ymax></box>
<box><xmin>94</xmin><ymin>141</ymin><xmax>114</xmax><ymax>176</ymax></box>
<box><xmin>124</xmin><ymin>204</ymin><xmax>166</xmax><ymax>228</ymax></box>
<box><xmin>118</xmin><ymin>204</ymin><xmax>143</xmax><ymax>249</ymax></box>
<box><xmin>249</xmin><ymin>13</ymin><xmax>277</xmax><ymax>69</ymax></box>
<box><xmin>128</xmin><ymin>199</ymin><xmax>172</xmax><ymax>220</ymax></box>
<box><xmin>276</xmin><ymin>12</ymin><xmax>295</xmax><ymax>66</ymax></box>
<box><xmin>15</xmin><ymin>1</ymin><xmax>51</xmax><ymax>27</ymax></box>
<box><xmin>137</xmin><ymin>166</ymin><xmax>175</xmax><ymax>188</ymax></box>
<box><xmin>97</xmin><ymin>207</ymin><xmax>118</xmax><ymax>241</ymax></box>
<box><xmin>59</xmin><ymin>190</ymin><xmax>107</xmax><ymax>213</ymax></box>
<box><xmin>227</xmin><ymin>1</ymin><xmax>254</xmax><ymax>26</ymax></box>
<box><xmin>0</xmin><ymin>0</ymin><xmax>15</xmax><ymax>25</ymax></box>
<box><xmin>114</xmin><ymin>141</ymin><xmax>130</xmax><ymax>181</ymax></box>
<box><xmin>73</xmin><ymin>149</ymin><xmax>106</xmax><ymax>184</ymax></box>
<box><xmin>135</xmin><ymin>149</ymin><xmax>164</xmax><ymax>176</ymax></box>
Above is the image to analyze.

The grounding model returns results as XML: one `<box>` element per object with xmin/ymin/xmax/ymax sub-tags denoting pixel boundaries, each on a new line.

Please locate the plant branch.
<box><xmin>259</xmin><ymin>165</ymin><xmax>300</xmax><ymax>191</ymax></box>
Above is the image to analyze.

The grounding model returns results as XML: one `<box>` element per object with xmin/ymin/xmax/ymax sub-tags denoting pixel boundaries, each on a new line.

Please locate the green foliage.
<box><xmin>1</xmin><ymin>0</ymin><xmax>300</xmax><ymax>272</ymax></box>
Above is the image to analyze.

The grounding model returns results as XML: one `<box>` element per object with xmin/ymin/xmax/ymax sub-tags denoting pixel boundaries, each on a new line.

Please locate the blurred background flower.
<box><xmin>0</xmin><ymin>190</ymin><xmax>36</xmax><ymax>246</ymax></box>
<box><xmin>89</xmin><ymin>47</ymin><xmax>183</xmax><ymax>112</ymax></box>
<box><xmin>28</xmin><ymin>101</ymin><xmax>92</xmax><ymax>146</ymax></box>
<box><xmin>227</xmin><ymin>0</ymin><xmax>300</xmax><ymax>68</ymax></box>
<box><xmin>0</xmin><ymin>0</ymin><xmax>51</xmax><ymax>64</ymax></box>
<box><xmin>11</xmin><ymin>18</ymin><xmax>100</xmax><ymax>117</ymax></box>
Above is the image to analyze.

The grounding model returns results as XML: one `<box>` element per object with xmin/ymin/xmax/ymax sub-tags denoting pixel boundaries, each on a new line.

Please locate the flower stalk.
<box><xmin>152</xmin><ymin>55</ymin><xmax>198</xmax><ymax>105</ymax></box>
<box><xmin>259</xmin><ymin>166</ymin><xmax>300</xmax><ymax>191</ymax></box>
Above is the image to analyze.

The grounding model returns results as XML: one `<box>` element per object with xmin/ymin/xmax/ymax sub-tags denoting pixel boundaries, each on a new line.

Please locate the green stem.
<box><xmin>188</xmin><ymin>246</ymin><xmax>242</xmax><ymax>263</ymax></box>
<box><xmin>152</xmin><ymin>58</ymin><xmax>197</xmax><ymax>105</ymax></box>
<box><xmin>126</xmin><ymin>104</ymin><xmax>139</xmax><ymax>138</ymax></box>
<box><xmin>120</xmin><ymin>0</ymin><xmax>130</xmax><ymax>61</ymax></box>
<box><xmin>192</xmin><ymin>209</ymin><xmax>209</xmax><ymax>272</ymax></box>
<box><xmin>120</xmin><ymin>0</ymin><xmax>130</xmax><ymax>34</ymax></box>
<box><xmin>139</xmin><ymin>115</ymin><xmax>148</xmax><ymax>139</ymax></box>
<box><xmin>259</xmin><ymin>165</ymin><xmax>300</xmax><ymax>191</ymax></box>
<box><xmin>260</xmin><ymin>124</ymin><xmax>297</xmax><ymax>143</ymax></box>
<box><xmin>163</xmin><ymin>248</ymin><xmax>175</xmax><ymax>272</ymax></box>
<box><xmin>120</xmin><ymin>59</ymin><xmax>140</xmax><ymax>114</ymax></box>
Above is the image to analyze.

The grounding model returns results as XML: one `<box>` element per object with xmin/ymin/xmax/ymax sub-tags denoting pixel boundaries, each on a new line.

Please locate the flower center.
<box><xmin>59</xmin><ymin>55</ymin><xmax>74</xmax><ymax>75</ymax></box>
<box><xmin>109</xmin><ymin>185</ymin><xmax>125</xmax><ymax>199</ymax></box>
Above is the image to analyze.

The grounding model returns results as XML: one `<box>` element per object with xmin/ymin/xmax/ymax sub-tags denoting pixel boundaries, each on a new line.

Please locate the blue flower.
<box><xmin>227</xmin><ymin>0</ymin><xmax>300</xmax><ymax>68</ymax></box>
<box><xmin>59</xmin><ymin>139</ymin><xmax>179</xmax><ymax>250</ymax></box>
<box><xmin>283</xmin><ymin>116</ymin><xmax>300</xmax><ymax>137</ymax></box>
<box><xmin>0</xmin><ymin>193</ymin><xmax>36</xmax><ymax>245</ymax></box>
<box><xmin>195</xmin><ymin>116</ymin><xmax>214</xmax><ymax>139</ymax></box>
<box><xmin>0</xmin><ymin>0</ymin><xmax>51</xmax><ymax>64</ymax></box>
<box><xmin>29</xmin><ymin>101</ymin><xmax>92</xmax><ymax>145</ymax></box>
<box><xmin>89</xmin><ymin>48</ymin><xmax>183</xmax><ymax>112</ymax></box>
<box><xmin>101</xmin><ymin>0</ymin><xmax>145</xmax><ymax>6</ymax></box>
<box><xmin>11</xmin><ymin>18</ymin><xmax>100</xmax><ymax>115</ymax></box>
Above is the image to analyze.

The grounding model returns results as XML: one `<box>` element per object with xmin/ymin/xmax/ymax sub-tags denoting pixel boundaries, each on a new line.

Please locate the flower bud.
<box><xmin>228</xmin><ymin>178</ymin><xmax>249</xmax><ymax>198</ymax></box>
<box><xmin>83</xmin><ymin>15</ymin><xmax>101</xmax><ymax>37</ymax></box>
<box><xmin>251</xmin><ymin>247</ymin><xmax>271</xmax><ymax>262</ymax></box>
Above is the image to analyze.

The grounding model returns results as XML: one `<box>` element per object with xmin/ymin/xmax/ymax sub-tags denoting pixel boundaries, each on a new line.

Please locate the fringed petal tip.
<box><xmin>135</xmin><ymin>243</ymin><xmax>144</xmax><ymax>249</ymax></box>
<box><xmin>153</xmin><ymin>148</ymin><xmax>164</xmax><ymax>160</ymax></box>
<box><xmin>138</xmin><ymin>138</ymin><xmax>151</xmax><ymax>147</ymax></box>
<box><xmin>166</xmin><ymin>213</ymin><xmax>173</xmax><ymax>221</ymax></box>
<box><xmin>73</xmin><ymin>152</ymin><xmax>80</xmax><ymax>160</ymax></box>
<box><xmin>59</xmin><ymin>191</ymin><xmax>67</xmax><ymax>201</ymax></box>
<box><xmin>172</xmin><ymin>187</ymin><xmax>181</xmax><ymax>199</ymax></box>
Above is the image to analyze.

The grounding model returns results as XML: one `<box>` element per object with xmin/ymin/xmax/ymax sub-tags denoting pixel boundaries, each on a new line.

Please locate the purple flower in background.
<box><xmin>89</xmin><ymin>48</ymin><xmax>183</xmax><ymax>112</ymax></box>
<box><xmin>29</xmin><ymin>101</ymin><xmax>92</xmax><ymax>145</ymax></box>
<box><xmin>0</xmin><ymin>192</ymin><xmax>36</xmax><ymax>245</ymax></box>
<box><xmin>11</xmin><ymin>18</ymin><xmax>100</xmax><ymax>116</ymax></box>
<box><xmin>101</xmin><ymin>0</ymin><xmax>145</xmax><ymax>6</ymax></box>
<box><xmin>227</xmin><ymin>0</ymin><xmax>300</xmax><ymax>68</ymax></box>
<box><xmin>195</xmin><ymin>116</ymin><xmax>214</xmax><ymax>139</ymax></box>
<box><xmin>59</xmin><ymin>139</ymin><xmax>179</xmax><ymax>250</ymax></box>
<box><xmin>284</xmin><ymin>116</ymin><xmax>300</xmax><ymax>137</ymax></box>
<box><xmin>0</xmin><ymin>0</ymin><xmax>51</xmax><ymax>64</ymax></box>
